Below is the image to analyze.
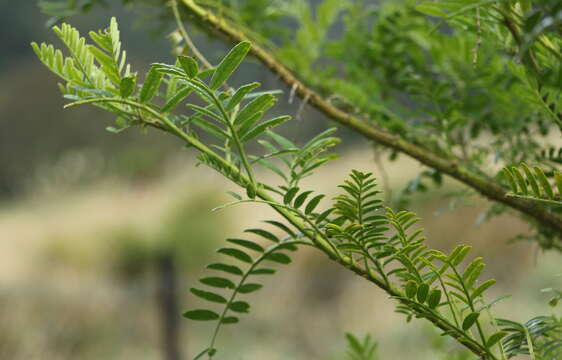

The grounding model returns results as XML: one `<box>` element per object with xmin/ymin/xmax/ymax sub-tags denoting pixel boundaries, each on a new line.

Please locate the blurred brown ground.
<box><xmin>1</xmin><ymin>147</ymin><xmax>556</xmax><ymax>360</ymax></box>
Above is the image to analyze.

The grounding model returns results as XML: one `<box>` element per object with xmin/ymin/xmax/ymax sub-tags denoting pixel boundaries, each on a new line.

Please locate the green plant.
<box><xmin>343</xmin><ymin>333</ymin><xmax>379</xmax><ymax>360</ymax></box>
<box><xmin>503</xmin><ymin>163</ymin><xmax>562</xmax><ymax>207</ymax></box>
<box><xmin>32</xmin><ymin>17</ymin><xmax>562</xmax><ymax>360</ymax></box>
<box><xmin>39</xmin><ymin>0</ymin><xmax>562</xmax><ymax>249</ymax></box>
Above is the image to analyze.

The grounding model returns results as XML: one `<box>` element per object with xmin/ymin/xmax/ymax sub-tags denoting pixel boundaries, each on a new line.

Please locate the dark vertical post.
<box><xmin>156</xmin><ymin>251</ymin><xmax>182</xmax><ymax>360</ymax></box>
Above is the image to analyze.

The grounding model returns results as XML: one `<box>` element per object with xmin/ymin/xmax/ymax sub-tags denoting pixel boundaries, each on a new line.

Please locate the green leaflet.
<box><xmin>207</xmin><ymin>263</ymin><xmax>243</xmax><ymax>276</ymax></box>
<box><xmin>405</xmin><ymin>281</ymin><xmax>418</xmax><ymax>299</ymax></box>
<box><xmin>235</xmin><ymin>94</ymin><xmax>275</xmax><ymax>127</ymax></box>
<box><xmin>218</xmin><ymin>247</ymin><xmax>253</xmax><ymax>264</ymax></box>
<box><xmin>416</xmin><ymin>283</ymin><xmax>429</xmax><ymax>303</ymax></box>
<box><xmin>139</xmin><ymin>66</ymin><xmax>163</xmax><ymax>103</ymax></box>
<box><xmin>229</xmin><ymin>301</ymin><xmax>250</xmax><ymax>313</ymax></box>
<box><xmin>227</xmin><ymin>238</ymin><xmax>264</xmax><ymax>253</ymax></box>
<box><xmin>462</xmin><ymin>312</ymin><xmax>480</xmax><ymax>331</ymax></box>
<box><xmin>210</xmin><ymin>41</ymin><xmax>251</xmax><ymax>90</ymax></box>
<box><xmin>178</xmin><ymin>56</ymin><xmax>199</xmax><ymax>78</ymax></box>
<box><xmin>237</xmin><ymin>283</ymin><xmax>263</xmax><ymax>294</ymax></box>
<box><xmin>471</xmin><ymin>279</ymin><xmax>496</xmax><ymax>300</ymax></box>
<box><xmin>200</xmin><ymin>277</ymin><xmax>236</xmax><ymax>289</ymax></box>
<box><xmin>503</xmin><ymin>163</ymin><xmax>562</xmax><ymax>206</ymax></box>
<box><xmin>119</xmin><ymin>75</ymin><xmax>135</xmax><ymax>98</ymax></box>
<box><xmin>227</xmin><ymin>82</ymin><xmax>260</xmax><ymax>111</ymax></box>
<box><xmin>427</xmin><ymin>289</ymin><xmax>441</xmax><ymax>309</ymax></box>
<box><xmin>534</xmin><ymin>166</ymin><xmax>554</xmax><ymax>199</ymax></box>
<box><xmin>190</xmin><ymin>288</ymin><xmax>227</xmax><ymax>304</ymax></box>
<box><xmin>183</xmin><ymin>309</ymin><xmax>220</xmax><ymax>321</ymax></box>
<box><xmin>33</xmin><ymin>16</ymin><xmax>542</xmax><ymax>360</ymax></box>
<box><xmin>161</xmin><ymin>85</ymin><xmax>193</xmax><ymax>113</ymax></box>
<box><xmin>241</xmin><ymin>115</ymin><xmax>291</xmax><ymax>142</ymax></box>
<box><xmin>485</xmin><ymin>331</ymin><xmax>507</xmax><ymax>348</ymax></box>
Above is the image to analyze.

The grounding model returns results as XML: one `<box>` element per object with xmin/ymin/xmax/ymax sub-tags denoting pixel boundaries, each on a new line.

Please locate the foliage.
<box><xmin>343</xmin><ymin>333</ymin><xmax>379</xmax><ymax>360</ymax></box>
<box><xmin>32</xmin><ymin>8</ymin><xmax>562</xmax><ymax>360</ymax></box>
<box><xmin>40</xmin><ymin>0</ymin><xmax>562</xmax><ymax>249</ymax></box>
<box><xmin>498</xmin><ymin>316</ymin><xmax>562</xmax><ymax>359</ymax></box>
<box><xmin>503</xmin><ymin>163</ymin><xmax>562</xmax><ymax>206</ymax></box>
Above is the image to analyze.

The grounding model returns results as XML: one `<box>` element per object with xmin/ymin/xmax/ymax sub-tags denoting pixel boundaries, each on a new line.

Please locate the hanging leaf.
<box><xmin>206</xmin><ymin>263</ymin><xmax>243</xmax><ymax>276</ymax></box>
<box><xmin>200</xmin><ymin>277</ymin><xmax>236</xmax><ymax>289</ymax></box>
<box><xmin>264</xmin><ymin>252</ymin><xmax>292</xmax><ymax>264</ymax></box>
<box><xmin>221</xmin><ymin>317</ymin><xmax>239</xmax><ymax>324</ymax></box>
<box><xmin>305</xmin><ymin>194</ymin><xmax>325</xmax><ymax>215</ymax></box>
<box><xmin>244</xmin><ymin>228</ymin><xmax>279</xmax><ymax>243</ymax></box>
<box><xmin>284</xmin><ymin>187</ymin><xmax>300</xmax><ymax>205</ymax></box>
<box><xmin>486</xmin><ymin>331</ymin><xmax>507</xmax><ymax>348</ymax></box>
<box><xmin>511</xmin><ymin>166</ymin><xmax>528</xmax><ymax>195</ymax></box>
<box><xmin>241</xmin><ymin>115</ymin><xmax>291</xmax><ymax>142</ymax></box>
<box><xmin>229</xmin><ymin>301</ymin><xmax>250</xmax><ymax>313</ymax></box>
<box><xmin>262</xmin><ymin>220</ymin><xmax>296</xmax><ymax>239</ymax></box>
<box><xmin>190</xmin><ymin>288</ymin><xmax>227</xmax><ymax>304</ymax></box>
<box><xmin>293</xmin><ymin>190</ymin><xmax>314</xmax><ymax>208</ymax></box>
<box><xmin>120</xmin><ymin>75</ymin><xmax>135</xmax><ymax>98</ymax></box>
<box><xmin>534</xmin><ymin>166</ymin><xmax>554</xmax><ymax>199</ymax></box>
<box><xmin>227</xmin><ymin>238</ymin><xmax>264</xmax><ymax>252</ymax></box>
<box><xmin>405</xmin><ymin>281</ymin><xmax>418</xmax><ymax>299</ymax></box>
<box><xmin>520</xmin><ymin>163</ymin><xmax>541</xmax><ymax>197</ymax></box>
<box><xmin>218</xmin><ymin>247</ymin><xmax>253</xmax><ymax>264</ymax></box>
<box><xmin>462</xmin><ymin>312</ymin><xmax>480</xmax><ymax>330</ymax></box>
<box><xmin>183</xmin><ymin>309</ymin><xmax>220</xmax><ymax>321</ymax></box>
<box><xmin>237</xmin><ymin>283</ymin><xmax>263</xmax><ymax>294</ymax></box>
<box><xmin>416</xmin><ymin>283</ymin><xmax>429</xmax><ymax>303</ymax></box>
<box><xmin>427</xmin><ymin>289</ymin><xmax>441</xmax><ymax>309</ymax></box>
<box><xmin>503</xmin><ymin>168</ymin><xmax>518</xmax><ymax>193</ymax></box>
<box><xmin>235</xmin><ymin>93</ymin><xmax>275</xmax><ymax>126</ymax></box>
<box><xmin>250</xmin><ymin>268</ymin><xmax>277</xmax><ymax>275</ymax></box>
<box><xmin>161</xmin><ymin>85</ymin><xmax>193</xmax><ymax>113</ymax></box>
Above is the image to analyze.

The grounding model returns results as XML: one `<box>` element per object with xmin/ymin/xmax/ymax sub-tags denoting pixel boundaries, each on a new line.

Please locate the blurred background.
<box><xmin>1</xmin><ymin>1</ymin><xmax>560</xmax><ymax>359</ymax></box>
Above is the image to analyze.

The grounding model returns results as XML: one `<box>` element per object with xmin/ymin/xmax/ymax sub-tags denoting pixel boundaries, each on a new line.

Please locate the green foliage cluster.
<box><xmin>503</xmin><ymin>163</ymin><xmax>562</xmax><ymax>207</ymax></box>
<box><xmin>195</xmin><ymin>0</ymin><xmax>562</xmax><ymax>244</ymax></box>
<box><xmin>32</xmin><ymin>16</ymin><xmax>562</xmax><ymax>359</ymax></box>
<box><xmin>39</xmin><ymin>0</ymin><xmax>562</xmax><ymax>245</ymax></box>
<box><xmin>344</xmin><ymin>333</ymin><xmax>379</xmax><ymax>360</ymax></box>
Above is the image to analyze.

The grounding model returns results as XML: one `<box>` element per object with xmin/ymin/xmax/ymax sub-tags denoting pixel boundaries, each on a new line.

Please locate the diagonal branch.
<box><xmin>179</xmin><ymin>0</ymin><xmax>562</xmax><ymax>241</ymax></box>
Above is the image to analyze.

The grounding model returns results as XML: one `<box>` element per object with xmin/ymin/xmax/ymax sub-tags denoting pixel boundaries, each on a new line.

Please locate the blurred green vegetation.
<box><xmin>2</xmin><ymin>1</ymin><xmax>561</xmax><ymax>359</ymax></box>
<box><xmin>0</xmin><ymin>1</ymin><xmax>172</xmax><ymax>197</ymax></box>
<box><xmin>0</xmin><ymin>1</ymin><xmax>328</xmax><ymax>199</ymax></box>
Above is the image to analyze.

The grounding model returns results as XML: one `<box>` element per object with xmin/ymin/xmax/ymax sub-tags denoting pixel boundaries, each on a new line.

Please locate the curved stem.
<box><xmin>179</xmin><ymin>0</ymin><xmax>562</xmax><ymax>241</ymax></box>
<box><xmin>171</xmin><ymin>0</ymin><xmax>213</xmax><ymax>70</ymax></box>
<box><xmin>207</xmin><ymin>239</ymin><xmax>308</xmax><ymax>358</ymax></box>
<box><xmin>66</xmin><ymin>97</ymin><xmax>495</xmax><ymax>359</ymax></box>
<box><xmin>450</xmin><ymin>265</ymin><xmax>488</xmax><ymax>348</ymax></box>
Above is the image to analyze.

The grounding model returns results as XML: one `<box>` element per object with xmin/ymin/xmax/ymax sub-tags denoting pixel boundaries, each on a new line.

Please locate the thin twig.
<box><xmin>178</xmin><ymin>0</ymin><xmax>562</xmax><ymax>239</ymax></box>
<box><xmin>171</xmin><ymin>0</ymin><xmax>213</xmax><ymax>70</ymax></box>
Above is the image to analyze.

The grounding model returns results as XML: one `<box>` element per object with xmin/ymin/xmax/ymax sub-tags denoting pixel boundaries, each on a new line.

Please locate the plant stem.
<box><xmin>179</xmin><ymin>0</ymin><xmax>562</xmax><ymax>240</ymax></box>
<box><xmin>67</xmin><ymin>96</ymin><xmax>496</xmax><ymax>359</ymax></box>
<box><xmin>207</xmin><ymin>239</ymin><xmax>308</xmax><ymax>358</ymax></box>
<box><xmin>171</xmin><ymin>0</ymin><xmax>213</xmax><ymax>70</ymax></box>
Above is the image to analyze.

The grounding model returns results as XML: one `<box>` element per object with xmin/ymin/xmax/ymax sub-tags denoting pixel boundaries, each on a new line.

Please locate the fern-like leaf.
<box><xmin>184</xmin><ymin>222</ymin><xmax>307</xmax><ymax>359</ymax></box>
<box><xmin>503</xmin><ymin>163</ymin><xmax>562</xmax><ymax>206</ymax></box>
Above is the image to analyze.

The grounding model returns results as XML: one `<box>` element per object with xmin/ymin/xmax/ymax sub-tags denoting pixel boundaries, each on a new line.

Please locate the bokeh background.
<box><xmin>1</xmin><ymin>1</ymin><xmax>560</xmax><ymax>359</ymax></box>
